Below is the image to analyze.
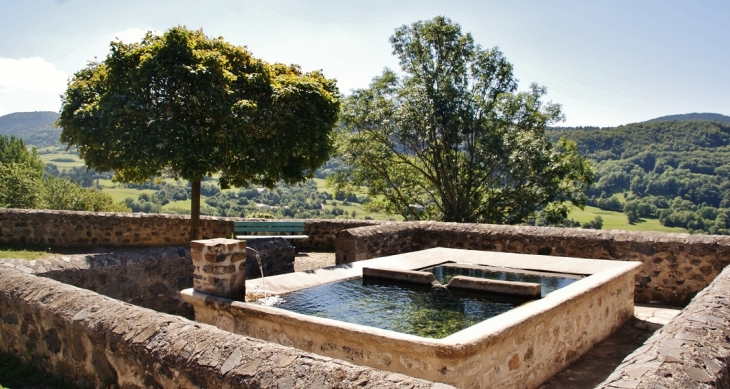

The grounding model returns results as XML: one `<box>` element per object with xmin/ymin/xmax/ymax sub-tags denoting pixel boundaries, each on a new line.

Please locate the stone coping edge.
<box><xmin>598</xmin><ymin>264</ymin><xmax>730</xmax><ymax>389</ymax></box>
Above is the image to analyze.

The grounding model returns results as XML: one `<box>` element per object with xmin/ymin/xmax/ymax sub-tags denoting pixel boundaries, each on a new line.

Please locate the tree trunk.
<box><xmin>190</xmin><ymin>179</ymin><xmax>202</xmax><ymax>241</ymax></box>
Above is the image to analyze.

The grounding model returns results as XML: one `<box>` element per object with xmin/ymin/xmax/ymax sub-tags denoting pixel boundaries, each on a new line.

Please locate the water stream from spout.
<box><xmin>246</xmin><ymin>246</ymin><xmax>283</xmax><ymax>306</ymax></box>
<box><xmin>246</xmin><ymin>247</ymin><xmax>266</xmax><ymax>298</ymax></box>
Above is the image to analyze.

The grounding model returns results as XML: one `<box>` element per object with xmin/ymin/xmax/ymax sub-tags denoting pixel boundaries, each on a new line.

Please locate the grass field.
<box><xmin>569</xmin><ymin>205</ymin><xmax>688</xmax><ymax>233</ymax></box>
<box><xmin>162</xmin><ymin>199</ymin><xmax>192</xmax><ymax>211</ymax></box>
<box><xmin>0</xmin><ymin>247</ymin><xmax>52</xmax><ymax>260</ymax></box>
<box><xmin>102</xmin><ymin>187</ymin><xmax>157</xmax><ymax>203</ymax></box>
<box><xmin>39</xmin><ymin>152</ymin><xmax>85</xmax><ymax>169</ymax></box>
<box><xmin>323</xmin><ymin>202</ymin><xmax>401</xmax><ymax>221</ymax></box>
<box><xmin>311</xmin><ymin>178</ymin><xmax>330</xmax><ymax>193</ymax></box>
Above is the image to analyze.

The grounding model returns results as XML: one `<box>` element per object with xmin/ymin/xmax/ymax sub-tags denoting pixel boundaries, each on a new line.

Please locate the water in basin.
<box><xmin>272</xmin><ymin>277</ymin><xmax>531</xmax><ymax>338</ymax></box>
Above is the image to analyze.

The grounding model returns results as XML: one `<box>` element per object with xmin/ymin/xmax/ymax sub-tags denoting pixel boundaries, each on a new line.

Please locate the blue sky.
<box><xmin>0</xmin><ymin>0</ymin><xmax>727</xmax><ymax>126</ymax></box>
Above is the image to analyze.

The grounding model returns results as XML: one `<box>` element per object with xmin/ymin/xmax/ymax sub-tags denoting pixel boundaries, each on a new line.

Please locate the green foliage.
<box><xmin>334</xmin><ymin>17</ymin><xmax>593</xmax><ymax>223</ymax></box>
<box><xmin>0</xmin><ymin>162</ymin><xmax>44</xmax><ymax>208</ymax></box>
<box><xmin>58</xmin><ymin>26</ymin><xmax>340</xmax><ymax>238</ymax></box>
<box><xmin>43</xmin><ymin>176</ymin><xmax>129</xmax><ymax>212</ymax></box>
<box><xmin>0</xmin><ymin>135</ymin><xmax>44</xmax><ymax>172</ymax></box>
<box><xmin>0</xmin><ymin>135</ymin><xmax>45</xmax><ymax>208</ymax></box>
<box><xmin>581</xmin><ymin>216</ymin><xmax>603</xmax><ymax>229</ymax></box>
<box><xmin>548</xmin><ymin>121</ymin><xmax>730</xmax><ymax>161</ymax></box>
<box><xmin>552</xmin><ymin>120</ymin><xmax>730</xmax><ymax>234</ymax></box>
<box><xmin>0</xmin><ymin>135</ymin><xmax>126</xmax><ymax>212</ymax></box>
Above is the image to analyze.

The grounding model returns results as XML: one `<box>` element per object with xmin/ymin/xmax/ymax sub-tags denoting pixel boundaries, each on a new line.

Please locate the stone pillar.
<box><xmin>191</xmin><ymin>238</ymin><xmax>247</xmax><ymax>300</ymax></box>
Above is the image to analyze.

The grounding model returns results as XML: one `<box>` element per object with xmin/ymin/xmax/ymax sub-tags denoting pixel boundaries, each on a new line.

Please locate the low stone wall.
<box><xmin>0</xmin><ymin>242</ymin><xmax>296</xmax><ymax>320</ymax></box>
<box><xmin>334</xmin><ymin>222</ymin><xmax>730</xmax><ymax>306</ymax></box>
<box><xmin>0</xmin><ymin>268</ymin><xmax>446</xmax><ymax>389</ymax></box>
<box><xmin>300</xmin><ymin>219</ymin><xmax>382</xmax><ymax>250</ymax></box>
<box><xmin>0</xmin><ymin>208</ymin><xmax>379</xmax><ymax>251</ymax></box>
<box><xmin>0</xmin><ymin>208</ymin><xmax>230</xmax><ymax>248</ymax></box>
<box><xmin>598</xmin><ymin>265</ymin><xmax>730</xmax><ymax>388</ymax></box>
<box><xmin>0</xmin><ymin>247</ymin><xmax>195</xmax><ymax>318</ymax></box>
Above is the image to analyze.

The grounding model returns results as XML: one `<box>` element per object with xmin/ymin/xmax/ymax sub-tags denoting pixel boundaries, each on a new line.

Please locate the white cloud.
<box><xmin>0</xmin><ymin>57</ymin><xmax>69</xmax><ymax>116</ymax></box>
<box><xmin>112</xmin><ymin>28</ymin><xmax>161</xmax><ymax>44</ymax></box>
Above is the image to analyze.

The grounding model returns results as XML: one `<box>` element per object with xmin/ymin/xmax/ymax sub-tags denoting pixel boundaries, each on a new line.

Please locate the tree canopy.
<box><xmin>333</xmin><ymin>17</ymin><xmax>592</xmax><ymax>224</ymax></box>
<box><xmin>58</xmin><ymin>26</ymin><xmax>340</xmax><ymax>238</ymax></box>
<box><xmin>0</xmin><ymin>135</ymin><xmax>44</xmax><ymax>208</ymax></box>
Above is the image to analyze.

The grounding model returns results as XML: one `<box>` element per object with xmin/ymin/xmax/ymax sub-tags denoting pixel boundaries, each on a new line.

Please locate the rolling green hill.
<box><xmin>549</xmin><ymin>119</ymin><xmax>730</xmax><ymax>234</ymax></box>
<box><xmin>644</xmin><ymin>112</ymin><xmax>730</xmax><ymax>124</ymax></box>
<box><xmin>0</xmin><ymin>111</ymin><xmax>61</xmax><ymax>148</ymax></box>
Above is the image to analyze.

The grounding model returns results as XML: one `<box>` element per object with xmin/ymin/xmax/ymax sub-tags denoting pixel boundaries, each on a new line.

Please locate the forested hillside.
<box><xmin>0</xmin><ymin>112</ymin><xmax>60</xmax><ymax>147</ymax></box>
<box><xmin>644</xmin><ymin>112</ymin><xmax>730</xmax><ymax>124</ymax></box>
<box><xmin>548</xmin><ymin>120</ymin><xmax>730</xmax><ymax>234</ymax></box>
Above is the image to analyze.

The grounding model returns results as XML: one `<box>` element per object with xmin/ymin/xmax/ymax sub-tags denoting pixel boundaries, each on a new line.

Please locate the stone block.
<box><xmin>362</xmin><ymin>267</ymin><xmax>439</xmax><ymax>286</ymax></box>
<box><xmin>191</xmin><ymin>239</ymin><xmax>246</xmax><ymax>300</ymax></box>
<box><xmin>446</xmin><ymin>276</ymin><xmax>542</xmax><ymax>298</ymax></box>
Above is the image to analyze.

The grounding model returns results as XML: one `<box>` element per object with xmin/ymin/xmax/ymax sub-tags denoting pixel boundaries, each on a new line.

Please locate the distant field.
<box><xmin>311</xmin><ymin>178</ymin><xmax>330</xmax><ymax>192</ymax></box>
<box><xmin>39</xmin><ymin>152</ymin><xmax>85</xmax><ymax>169</ymax></box>
<box><xmin>323</xmin><ymin>202</ymin><xmax>401</xmax><ymax>221</ymax></box>
<box><xmin>569</xmin><ymin>206</ymin><xmax>688</xmax><ymax>233</ymax></box>
<box><xmin>103</xmin><ymin>187</ymin><xmax>156</xmax><ymax>203</ymax></box>
<box><xmin>162</xmin><ymin>200</ymin><xmax>192</xmax><ymax>211</ymax></box>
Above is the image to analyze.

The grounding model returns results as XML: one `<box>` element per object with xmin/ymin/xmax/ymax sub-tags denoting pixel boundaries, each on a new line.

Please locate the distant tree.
<box><xmin>58</xmin><ymin>27</ymin><xmax>340</xmax><ymax>239</ymax></box>
<box><xmin>626</xmin><ymin>210</ymin><xmax>639</xmax><ymax>224</ymax></box>
<box><xmin>333</xmin><ymin>17</ymin><xmax>592</xmax><ymax>223</ymax></box>
<box><xmin>581</xmin><ymin>216</ymin><xmax>603</xmax><ymax>229</ymax></box>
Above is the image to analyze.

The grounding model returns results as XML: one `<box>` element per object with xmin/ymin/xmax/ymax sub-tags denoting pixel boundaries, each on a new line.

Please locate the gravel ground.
<box><xmin>294</xmin><ymin>251</ymin><xmax>336</xmax><ymax>272</ymax></box>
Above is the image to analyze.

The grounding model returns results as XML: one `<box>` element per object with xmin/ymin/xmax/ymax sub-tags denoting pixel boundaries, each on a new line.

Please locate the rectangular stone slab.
<box><xmin>446</xmin><ymin>275</ymin><xmax>541</xmax><ymax>298</ymax></box>
<box><xmin>362</xmin><ymin>267</ymin><xmax>439</xmax><ymax>286</ymax></box>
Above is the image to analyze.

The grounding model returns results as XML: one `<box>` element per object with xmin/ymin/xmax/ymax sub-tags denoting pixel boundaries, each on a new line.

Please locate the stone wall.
<box><xmin>334</xmin><ymin>222</ymin><xmax>730</xmax><ymax>305</ymax></box>
<box><xmin>0</xmin><ymin>268</ymin><xmax>447</xmax><ymax>389</ymax></box>
<box><xmin>0</xmin><ymin>242</ymin><xmax>297</xmax><ymax>320</ymax></box>
<box><xmin>4</xmin><ymin>208</ymin><xmax>730</xmax><ymax>305</ymax></box>
<box><xmin>0</xmin><ymin>208</ymin><xmax>230</xmax><ymax>248</ymax></box>
<box><xmin>597</xmin><ymin>264</ymin><xmax>730</xmax><ymax>388</ymax></box>
<box><xmin>0</xmin><ymin>208</ymin><xmax>379</xmax><ymax>251</ymax></box>
<box><xmin>0</xmin><ymin>247</ymin><xmax>195</xmax><ymax>318</ymax></box>
<box><xmin>300</xmin><ymin>219</ymin><xmax>382</xmax><ymax>250</ymax></box>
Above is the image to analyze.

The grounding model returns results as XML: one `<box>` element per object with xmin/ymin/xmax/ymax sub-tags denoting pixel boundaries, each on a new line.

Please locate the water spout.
<box><xmin>246</xmin><ymin>247</ymin><xmax>266</xmax><ymax>297</ymax></box>
<box><xmin>246</xmin><ymin>246</ymin><xmax>283</xmax><ymax>306</ymax></box>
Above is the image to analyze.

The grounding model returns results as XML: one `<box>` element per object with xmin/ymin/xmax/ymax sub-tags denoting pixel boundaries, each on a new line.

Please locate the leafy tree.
<box><xmin>0</xmin><ymin>136</ymin><xmax>45</xmax><ymax>208</ymax></box>
<box><xmin>581</xmin><ymin>216</ymin><xmax>603</xmax><ymax>229</ymax></box>
<box><xmin>58</xmin><ymin>27</ymin><xmax>340</xmax><ymax>239</ymax></box>
<box><xmin>0</xmin><ymin>135</ymin><xmax>123</xmax><ymax>212</ymax></box>
<box><xmin>333</xmin><ymin>17</ymin><xmax>592</xmax><ymax>223</ymax></box>
<box><xmin>0</xmin><ymin>135</ymin><xmax>44</xmax><ymax>172</ymax></box>
<box><xmin>0</xmin><ymin>163</ymin><xmax>44</xmax><ymax>208</ymax></box>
